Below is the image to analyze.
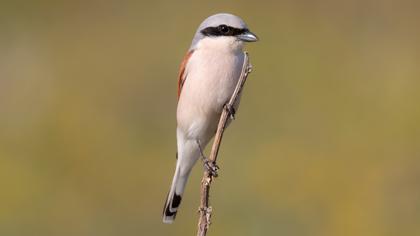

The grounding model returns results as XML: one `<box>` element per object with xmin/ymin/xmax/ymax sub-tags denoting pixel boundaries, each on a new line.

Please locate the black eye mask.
<box><xmin>200</xmin><ymin>24</ymin><xmax>248</xmax><ymax>37</ymax></box>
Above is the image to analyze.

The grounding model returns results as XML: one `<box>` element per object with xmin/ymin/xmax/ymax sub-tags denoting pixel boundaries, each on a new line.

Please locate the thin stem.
<box><xmin>196</xmin><ymin>52</ymin><xmax>252</xmax><ymax>236</ymax></box>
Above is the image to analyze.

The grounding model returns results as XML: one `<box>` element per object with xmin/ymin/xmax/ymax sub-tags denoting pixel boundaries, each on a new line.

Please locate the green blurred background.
<box><xmin>1</xmin><ymin>1</ymin><xmax>420</xmax><ymax>235</ymax></box>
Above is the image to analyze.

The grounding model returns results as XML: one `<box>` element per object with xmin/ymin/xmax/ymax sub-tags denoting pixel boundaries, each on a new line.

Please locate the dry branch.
<box><xmin>196</xmin><ymin>52</ymin><xmax>252</xmax><ymax>236</ymax></box>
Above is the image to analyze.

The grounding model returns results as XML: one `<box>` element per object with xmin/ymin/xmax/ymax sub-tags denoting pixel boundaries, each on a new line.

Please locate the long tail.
<box><xmin>162</xmin><ymin>164</ymin><xmax>188</xmax><ymax>224</ymax></box>
<box><xmin>163</xmin><ymin>131</ymin><xmax>202</xmax><ymax>223</ymax></box>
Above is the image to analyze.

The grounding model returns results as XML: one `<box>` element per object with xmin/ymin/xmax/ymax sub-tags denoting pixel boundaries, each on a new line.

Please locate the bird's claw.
<box><xmin>204</xmin><ymin>160</ymin><xmax>219</xmax><ymax>177</ymax></box>
<box><xmin>225</xmin><ymin>104</ymin><xmax>236</xmax><ymax>120</ymax></box>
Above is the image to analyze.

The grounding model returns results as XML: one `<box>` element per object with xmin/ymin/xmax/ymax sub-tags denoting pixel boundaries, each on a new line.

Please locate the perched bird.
<box><xmin>162</xmin><ymin>13</ymin><xmax>258</xmax><ymax>224</ymax></box>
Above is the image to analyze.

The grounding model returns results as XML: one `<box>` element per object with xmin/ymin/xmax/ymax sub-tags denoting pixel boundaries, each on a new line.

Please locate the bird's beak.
<box><xmin>237</xmin><ymin>30</ymin><xmax>259</xmax><ymax>42</ymax></box>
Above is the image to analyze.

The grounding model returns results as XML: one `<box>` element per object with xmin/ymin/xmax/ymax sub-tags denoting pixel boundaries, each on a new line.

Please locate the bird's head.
<box><xmin>190</xmin><ymin>13</ymin><xmax>258</xmax><ymax>51</ymax></box>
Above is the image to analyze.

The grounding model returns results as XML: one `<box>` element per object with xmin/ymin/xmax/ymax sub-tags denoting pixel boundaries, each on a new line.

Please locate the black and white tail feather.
<box><xmin>162</xmin><ymin>165</ymin><xmax>187</xmax><ymax>224</ymax></box>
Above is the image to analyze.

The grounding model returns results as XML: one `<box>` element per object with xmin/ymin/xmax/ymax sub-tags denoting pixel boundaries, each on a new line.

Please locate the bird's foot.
<box><xmin>225</xmin><ymin>104</ymin><xmax>236</xmax><ymax>120</ymax></box>
<box><xmin>204</xmin><ymin>160</ymin><xmax>219</xmax><ymax>177</ymax></box>
<box><xmin>196</xmin><ymin>139</ymin><xmax>219</xmax><ymax>177</ymax></box>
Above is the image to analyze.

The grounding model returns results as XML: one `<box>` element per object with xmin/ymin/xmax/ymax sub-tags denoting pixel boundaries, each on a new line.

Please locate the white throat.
<box><xmin>195</xmin><ymin>36</ymin><xmax>244</xmax><ymax>53</ymax></box>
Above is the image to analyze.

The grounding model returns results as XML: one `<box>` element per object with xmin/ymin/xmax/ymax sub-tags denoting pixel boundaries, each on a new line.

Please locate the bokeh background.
<box><xmin>1</xmin><ymin>1</ymin><xmax>420</xmax><ymax>235</ymax></box>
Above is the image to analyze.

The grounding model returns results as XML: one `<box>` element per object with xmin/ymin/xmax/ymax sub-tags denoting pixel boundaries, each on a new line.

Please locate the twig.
<box><xmin>196</xmin><ymin>52</ymin><xmax>252</xmax><ymax>236</ymax></box>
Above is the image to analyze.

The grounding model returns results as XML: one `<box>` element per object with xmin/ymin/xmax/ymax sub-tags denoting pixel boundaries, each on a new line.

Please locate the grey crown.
<box><xmin>190</xmin><ymin>13</ymin><xmax>249</xmax><ymax>50</ymax></box>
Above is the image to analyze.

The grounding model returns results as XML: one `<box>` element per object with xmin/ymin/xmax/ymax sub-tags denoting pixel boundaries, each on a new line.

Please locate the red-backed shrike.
<box><xmin>163</xmin><ymin>13</ymin><xmax>258</xmax><ymax>223</ymax></box>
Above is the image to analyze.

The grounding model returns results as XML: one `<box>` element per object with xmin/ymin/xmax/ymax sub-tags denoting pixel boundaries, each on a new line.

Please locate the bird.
<box><xmin>162</xmin><ymin>13</ymin><xmax>258</xmax><ymax>224</ymax></box>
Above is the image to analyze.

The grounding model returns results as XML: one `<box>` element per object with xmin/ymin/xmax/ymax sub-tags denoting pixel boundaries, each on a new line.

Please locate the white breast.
<box><xmin>177</xmin><ymin>37</ymin><xmax>245</xmax><ymax>143</ymax></box>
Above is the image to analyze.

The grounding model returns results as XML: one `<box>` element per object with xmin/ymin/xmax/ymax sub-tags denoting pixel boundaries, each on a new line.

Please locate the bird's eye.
<box><xmin>219</xmin><ymin>24</ymin><xmax>229</xmax><ymax>33</ymax></box>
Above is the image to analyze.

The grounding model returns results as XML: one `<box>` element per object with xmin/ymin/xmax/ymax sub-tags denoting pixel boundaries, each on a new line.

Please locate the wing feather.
<box><xmin>177</xmin><ymin>50</ymin><xmax>194</xmax><ymax>99</ymax></box>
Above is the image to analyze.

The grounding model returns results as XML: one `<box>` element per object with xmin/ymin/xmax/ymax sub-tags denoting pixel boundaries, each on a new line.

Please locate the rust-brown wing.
<box><xmin>177</xmin><ymin>50</ymin><xmax>194</xmax><ymax>99</ymax></box>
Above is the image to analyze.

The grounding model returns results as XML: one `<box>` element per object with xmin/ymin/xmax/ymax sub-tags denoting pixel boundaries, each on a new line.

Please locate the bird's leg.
<box><xmin>196</xmin><ymin>140</ymin><xmax>219</xmax><ymax>177</ymax></box>
<box><xmin>224</xmin><ymin>103</ymin><xmax>236</xmax><ymax>120</ymax></box>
